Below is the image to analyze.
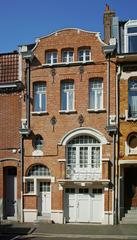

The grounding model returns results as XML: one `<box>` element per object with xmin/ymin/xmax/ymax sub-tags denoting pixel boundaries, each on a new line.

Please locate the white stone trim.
<box><xmin>23</xmin><ymin>209</ymin><xmax>37</xmax><ymax>222</ymax></box>
<box><xmin>124</xmin><ymin>20</ymin><xmax>137</xmax><ymax>53</ymax></box>
<box><xmin>103</xmin><ymin>211</ymin><xmax>113</xmax><ymax>225</ymax></box>
<box><xmin>119</xmin><ymin>160</ymin><xmax>137</xmax><ymax>165</ymax></box>
<box><xmin>102</xmin><ymin>158</ymin><xmax>110</xmax><ymax>162</ymax></box>
<box><xmin>51</xmin><ymin>210</ymin><xmax>64</xmax><ymax>224</ymax></box>
<box><xmin>58</xmin><ymin>159</ymin><xmax>66</xmax><ymax>162</ymax></box>
<box><xmin>59</xmin><ymin>127</ymin><xmax>108</xmax><ymax>146</ymax></box>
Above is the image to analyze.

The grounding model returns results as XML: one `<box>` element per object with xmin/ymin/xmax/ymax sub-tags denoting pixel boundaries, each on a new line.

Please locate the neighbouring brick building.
<box><xmin>19</xmin><ymin>26</ymin><xmax>117</xmax><ymax>224</ymax></box>
<box><xmin>0</xmin><ymin>51</ymin><xmax>23</xmax><ymax>221</ymax></box>
<box><xmin>106</xmin><ymin>7</ymin><xmax>137</xmax><ymax>223</ymax></box>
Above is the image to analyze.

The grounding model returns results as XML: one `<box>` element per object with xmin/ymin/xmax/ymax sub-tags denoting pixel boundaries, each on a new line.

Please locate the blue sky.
<box><xmin>0</xmin><ymin>0</ymin><xmax>137</xmax><ymax>53</ymax></box>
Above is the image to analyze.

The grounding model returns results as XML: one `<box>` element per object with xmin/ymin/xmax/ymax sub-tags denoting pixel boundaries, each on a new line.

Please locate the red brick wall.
<box><xmin>22</xmin><ymin>29</ymin><xmax>116</xmax><ymax>210</ymax></box>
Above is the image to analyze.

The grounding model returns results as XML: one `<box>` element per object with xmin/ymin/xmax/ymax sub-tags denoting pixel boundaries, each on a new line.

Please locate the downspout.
<box><xmin>107</xmin><ymin>54</ymin><xmax>110</xmax><ymax>126</ymax></box>
<box><xmin>112</xmin><ymin>132</ymin><xmax>116</xmax><ymax>224</ymax></box>
<box><xmin>26</xmin><ymin>59</ymin><xmax>30</xmax><ymax>130</ymax></box>
<box><xmin>20</xmin><ymin>135</ymin><xmax>24</xmax><ymax>222</ymax></box>
<box><xmin>116</xmin><ymin>65</ymin><xmax>121</xmax><ymax>224</ymax></box>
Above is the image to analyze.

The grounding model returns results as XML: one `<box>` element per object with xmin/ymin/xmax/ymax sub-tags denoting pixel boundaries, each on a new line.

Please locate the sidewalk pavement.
<box><xmin>1</xmin><ymin>222</ymin><xmax>137</xmax><ymax>239</ymax></box>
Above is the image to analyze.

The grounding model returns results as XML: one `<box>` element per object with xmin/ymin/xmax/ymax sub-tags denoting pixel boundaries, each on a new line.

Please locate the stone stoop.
<box><xmin>121</xmin><ymin>207</ymin><xmax>137</xmax><ymax>224</ymax></box>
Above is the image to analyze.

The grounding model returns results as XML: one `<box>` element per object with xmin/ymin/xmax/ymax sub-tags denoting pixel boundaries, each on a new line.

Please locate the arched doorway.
<box><xmin>25</xmin><ymin>164</ymin><xmax>51</xmax><ymax>218</ymax></box>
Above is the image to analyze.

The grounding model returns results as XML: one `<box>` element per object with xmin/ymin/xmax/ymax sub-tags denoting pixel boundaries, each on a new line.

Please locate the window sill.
<box><xmin>42</xmin><ymin>60</ymin><xmax>94</xmax><ymax>68</ymax></box>
<box><xmin>59</xmin><ymin>110</ymin><xmax>77</xmax><ymax>114</ymax></box>
<box><xmin>126</xmin><ymin>117</ymin><xmax>137</xmax><ymax>122</ymax></box>
<box><xmin>87</xmin><ymin>109</ymin><xmax>106</xmax><ymax>113</ymax></box>
<box><xmin>31</xmin><ymin>111</ymin><xmax>48</xmax><ymax>116</ymax></box>
<box><xmin>23</xmin><ymin>193</ymin><xmax>35</xmax><ymax>196</ymax></box>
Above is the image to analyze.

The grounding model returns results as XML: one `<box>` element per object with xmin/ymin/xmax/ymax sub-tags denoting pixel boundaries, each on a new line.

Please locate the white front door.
<box><xmin>38</xmin><ymin>182</ymin><xmax>51</xmax><ymax>216</ymax></box>
<box><xmin>5</xmin><ymin>174</ymin><xmax>17</xmax><ymax>218</ymax></box>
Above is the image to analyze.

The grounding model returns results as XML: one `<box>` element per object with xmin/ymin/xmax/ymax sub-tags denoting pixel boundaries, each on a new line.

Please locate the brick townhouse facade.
<box><xmin>106</xmin><ymin>8</ymin><xmax>137</xmax><ymax>223</ymax></box>
<box><xmin>19</xmin><ymin>26</ymin><xmax>117</xmax><ymax>224</ymax></box>
<box><xmin>0</xmin><ymin>51</ymin><xmax>23</xmax><ymax>221</ymax></box>
<box><xmin>2</xmin><ymin>5</ymin><xmax>137</xmax><ymax>225</ymax></box>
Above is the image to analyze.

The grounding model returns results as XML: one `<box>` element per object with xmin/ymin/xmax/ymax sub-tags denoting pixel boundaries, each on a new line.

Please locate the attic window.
<box><xmin>125</xmin><ymin>21</ymin><xmax>137</xmax><ymax>53</ymax></box>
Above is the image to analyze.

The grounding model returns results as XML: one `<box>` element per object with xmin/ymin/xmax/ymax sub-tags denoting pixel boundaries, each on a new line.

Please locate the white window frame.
<box><xmin>67</xmin><ymin>136</ymin><xmax>101</xmax><ymax>173</ymax></box>
<box><xmin>34</xmin><ymin>82</ymin><xmax>46</xmax><ymax>113</ymax></box>
<box><xmin>128</xmin><ymin>79</ymin><xmax>137</xmax><ymax>118</ymax></box>
<box><xmin>62</xmin><ymin>50</ymin><xmax>74</xmax><ymax>63</ymax></box>
<box><xmin>124</xmin><ymin>20</ymin><xmax>137</xmax><ymax>53</ymax></box>
<box><xmin>61</xmin><ymin>81</ymin><xmax>75</xmax><ymax>112</ymax></box>
<box><xmin>89</xmin><ymin>80</ymin><xmax>103</xmax><ymax>110</ymax></box>
<box><xmin>46</xmin><ymin>51</ymin><xmax>57</xmax><ymax>64</ymax></box>
<box><xmin>78</xmin><ymin>49</ymin><xmax>91</xmax><ymax>62</ymax></box>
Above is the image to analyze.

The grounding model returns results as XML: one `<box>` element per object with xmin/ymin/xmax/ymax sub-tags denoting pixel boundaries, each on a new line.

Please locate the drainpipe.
<box><xmin>107</xmin><ymin>54</ymin><xmax>110</xmax><ymax>126</ymax></box>
<box><xmin>115</xmin><ymin>65</ymin><xmax>121</xmax><ymax>224</ymax></box>
<box><xmin>20</xmin><ymin>135</ymin><xmax>24</xmax><ymax>222</ymax></box>
<box><xmin>26</xmin><ymin>59</ymin><xmax>30</xmax><ymax>130</ymax></box>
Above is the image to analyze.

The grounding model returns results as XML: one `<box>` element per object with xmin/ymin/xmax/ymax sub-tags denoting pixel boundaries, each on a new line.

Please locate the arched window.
<box><xmin>27</xmin><ymin>164</ymin><xmax>50</xmax><ymax>176</ymax></box>
<box><xmin>127</xmin><ymin>132</ymin><xmax>137</xmax><ymax>154</ymax></box>
<box><xmin>34</xmin><ymin>134</ymin><xmax>43</xmax><ymax>150</ymax></box>
<box><xmin>128</xmin><ymin>79</ymin><xmax>137</xmax><ymax>118</ymax></box>
<box><xmin>67</xmin><ymin>135</ymin><xmax>101</xmax><ymax>170</ymax></box>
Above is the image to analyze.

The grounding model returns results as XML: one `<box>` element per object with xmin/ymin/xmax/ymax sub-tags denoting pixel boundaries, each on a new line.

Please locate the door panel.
<box><xmin>65</xmin><ymin>188</ymin><xmax>103</xmax><ymax>223</ymax></box>
<box><xmin>77</xmin><ymin>194</ymin><xmax>90</xmax><ymax>222</ymax></box>
<box><xmin>38</xmin><ymin>182</ymin><xmax>51</xmax><ymax>216</ymax></box>
<box><xmin>5</xmin><ymin>175</ymin><xmax>17</xmax><ymax>217</ymax></box>
<box><xmin>124</xmin><ymin>167</ymin><xmax>137</xmax><ymax>208</ymax></box>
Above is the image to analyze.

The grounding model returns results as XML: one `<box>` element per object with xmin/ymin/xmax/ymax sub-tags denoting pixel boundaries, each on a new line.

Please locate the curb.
<box><xmin>31</xmin><ymin>232</ymin><xmax>137</xmax><ymax>239</ymax></box>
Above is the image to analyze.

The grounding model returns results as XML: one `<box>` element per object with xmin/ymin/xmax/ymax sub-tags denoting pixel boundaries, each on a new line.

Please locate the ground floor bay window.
<box><xmin>66</xmin><ymin>135</ymin><xmax>102</xmax><ymax>180</ymax></box>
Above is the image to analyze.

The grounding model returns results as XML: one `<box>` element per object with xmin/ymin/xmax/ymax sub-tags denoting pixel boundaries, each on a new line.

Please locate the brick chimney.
<box><xmin>103</xmin><ymin>4</ymin><xmax>115</xmax><ymax>44</ymax></box>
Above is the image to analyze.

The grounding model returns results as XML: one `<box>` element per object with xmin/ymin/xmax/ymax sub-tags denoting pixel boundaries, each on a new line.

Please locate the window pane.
<box><xmin>68</xmin><ymin>91</ymin><xmax>74</xmax><ymax>110</ymax></box>
<box><xmin>80</xmin><ymin>147</ymin><xmax>88</xmax><ymax>168</ymax></box>
<box><xmin>34</xmin><ymin>93</ymin><xmax>40</xmax><ymax>111</ymax></box>
<box><xmin>61</xmin><ymin>90</ymin><xmax>67</xmax><ymax>110</ymax></box>
<box><xmin>68</xmin><ymin>147</ymin><xmax>76</xmax><ymax>166</ymax></box>
<box><xmin>91</xmin><ymin>147</ymin><xmax>100</xmax><ymax>168</ymax></box>
<box><xmin>42</xmin><ymin>93</ymin><xmax>46</xmax><ymax>111</ymax></box>
<box><xmin>128</xmin><ymin>36</ymin><xmax>137</xmax><ymax>53</ymax></box>
<box><xmin>128</xmin><ymin>27</ymin><xmax>137</xmax><ymax>33</ymax></box>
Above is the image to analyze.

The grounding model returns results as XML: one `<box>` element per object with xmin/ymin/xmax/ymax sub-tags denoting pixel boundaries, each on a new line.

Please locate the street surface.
<box><xmin>0</xmin><ymin>234</ymin><xmax>137</xmax><ymax>240</ymax></box>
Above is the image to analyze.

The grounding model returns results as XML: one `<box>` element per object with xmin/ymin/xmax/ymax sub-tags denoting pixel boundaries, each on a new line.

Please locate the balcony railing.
<box><xmin>66</xmin><ymin>163</ymin><xmax>102</xmax><ymax>181</ymax></box>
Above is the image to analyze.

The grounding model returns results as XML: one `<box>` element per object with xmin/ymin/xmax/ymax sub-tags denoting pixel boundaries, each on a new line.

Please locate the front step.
<box><xmin>121</xmin><ymin>208</ymin><xmax>137</xmax><ymax>224</ymax></box>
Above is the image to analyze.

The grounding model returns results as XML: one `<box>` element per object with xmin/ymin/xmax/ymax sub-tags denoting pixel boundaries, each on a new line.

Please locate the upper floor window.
<box><xmin>89</xmin><ymin>79</ymin><xmax>103</xmax><ymax>110</ymax></box>
<box><xmin>34</xmin><ymin>82</ymin><xmax>46</xmax><ymax>112</ymax></box>
<box><xmin>128</xmin><ymin>79</ymin><xmax>137</xmax><ymax>118</ymax></box>
<box><xmin>78</xmin><ymin>48</ymin><xmax>91</xmax><ymax>62</ymax></box>
<box><xmin>61</xmin><ymin>80</ymin><xmax>74</xmax><ymax>111</ymax></box>
<box><xmin>125</xmin><ymin>21</ymin><xmax>137</xmax><ymax>53</ymax></box>
<box><xmin>62</xmin><ymin>49</ymin><xmax>74</xmax><ymax>63</ymax></box>
<box><xmin>46</xmin><ymin>51</ymin><xmax>57</xmax><ymax>64</ymax></box>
